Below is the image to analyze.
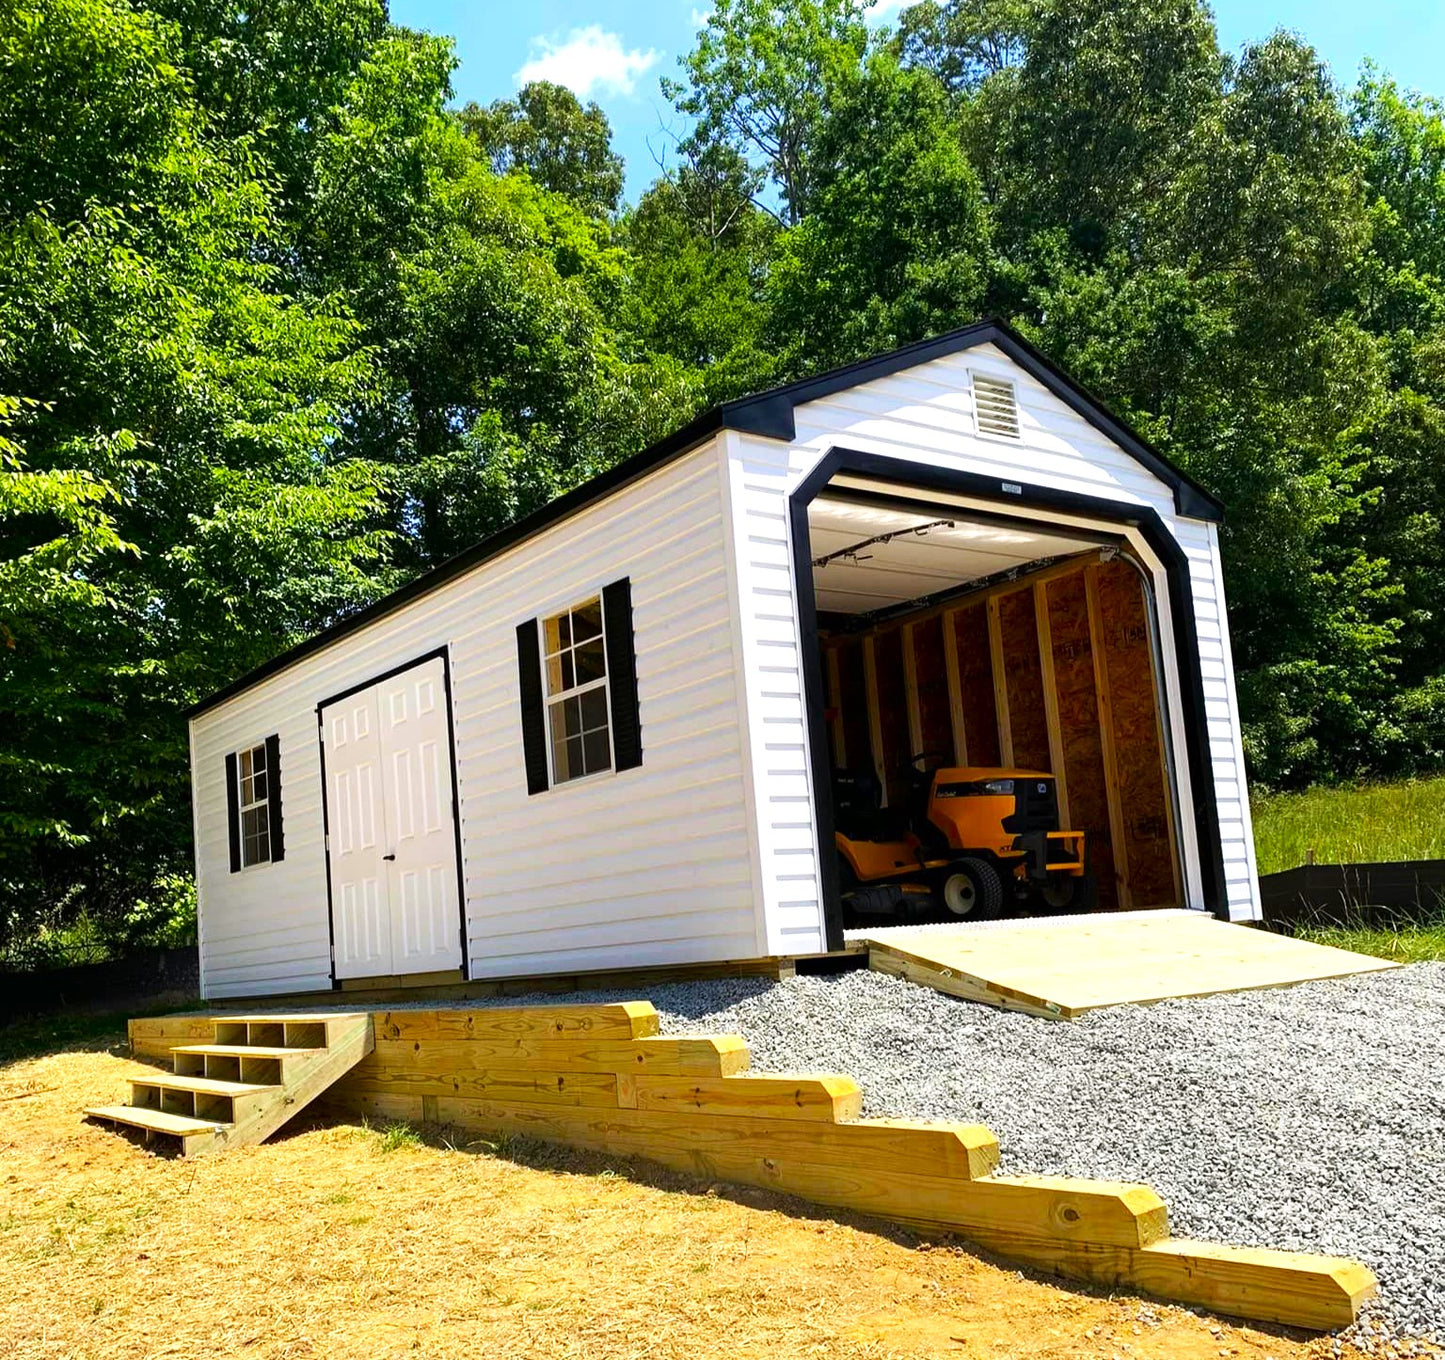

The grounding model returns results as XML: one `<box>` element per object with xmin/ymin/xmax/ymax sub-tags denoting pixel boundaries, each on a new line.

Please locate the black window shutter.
<box><xmin>265</xmin><ymin>733</ymin><xmax>285</xmax><ymax>862</ymax></box>
<box><xmin>516</xmin><ymin>617</ymin><xmax>550</xmax><ymax>794</ymax></box>
<box><xmin>603</xmin><ymin>577</ymin><xmax>643</xmax><ymax>771</ymax></box>
<box><xmin>225</xmin><ymin>751</ymin><xmax>241</xmax><ymax>873</ymax></box>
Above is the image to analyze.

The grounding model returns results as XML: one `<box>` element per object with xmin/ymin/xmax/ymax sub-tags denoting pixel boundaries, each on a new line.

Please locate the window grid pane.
<box><xmin>236</xmin><ymin>742</ymin><xmax>272</xmax><ymax>864</ymax></box>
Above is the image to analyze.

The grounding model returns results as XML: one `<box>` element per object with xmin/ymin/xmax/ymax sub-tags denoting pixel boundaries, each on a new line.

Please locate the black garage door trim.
<box><xmin>790</xmin><ymin>446</ymin><xmax>1229</xmax><ymax>952</ymax></box>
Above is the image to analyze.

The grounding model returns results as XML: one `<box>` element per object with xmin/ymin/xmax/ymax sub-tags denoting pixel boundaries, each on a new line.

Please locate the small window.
<box><xmin>225</xmin><ymin>733</ymin><xmax>283</xmax><ymax>872</ymax></box>
<box><xmin>516</xmin><ymin>577</ymin><xmax>641</xmax><ymax>795</ymax></box>
<box><xmin>237</xmin><ymin>743</ymin><xmax>271</xmax><ymax>866</ymax></box>
<box><xmin>542</xmin><ymin>596</ymin><xmax>613</xmax><ymax>783</ymax></box>
<box><xmin>972</xmin><ymin>372</ymin><xmax>1021</xmax><ymax>439</ymax></box>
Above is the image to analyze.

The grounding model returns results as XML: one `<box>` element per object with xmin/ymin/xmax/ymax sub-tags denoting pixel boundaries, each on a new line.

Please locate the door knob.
<box><xmin>382</xmin><ymin>853</ymin><xmax>396</xmax><ymax>861</ymax></box>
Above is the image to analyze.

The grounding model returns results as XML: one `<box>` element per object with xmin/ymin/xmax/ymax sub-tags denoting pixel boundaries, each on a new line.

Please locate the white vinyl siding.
<box><xmin>723</xmin><ymin>343</ymin><xmax>1259</xmax><ymax>926</ymax></box>
<box><xmin>190</xmin><ymin>443</ymin><xmax>763</xmax><ymax>998</ymax></box>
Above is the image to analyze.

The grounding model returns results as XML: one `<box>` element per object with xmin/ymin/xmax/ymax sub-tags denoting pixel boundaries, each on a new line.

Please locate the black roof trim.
<box><xmin>187</xmin><ymin>318</ymin><xmax>1221</xmax><ymax>719</ymax></box>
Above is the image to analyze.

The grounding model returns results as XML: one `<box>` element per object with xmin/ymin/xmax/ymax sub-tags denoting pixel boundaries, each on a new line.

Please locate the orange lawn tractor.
<box><xmin>832</xmin><ymin>752</ymin><xmax>1094</xmax><ymax>924</ymax></box>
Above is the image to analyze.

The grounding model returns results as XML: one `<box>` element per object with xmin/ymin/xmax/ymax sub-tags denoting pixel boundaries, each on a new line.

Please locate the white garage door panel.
<box><xmin>323</xmin><ymin>656</ymin><xmax>463</xmax><ymax>979</ymax></box>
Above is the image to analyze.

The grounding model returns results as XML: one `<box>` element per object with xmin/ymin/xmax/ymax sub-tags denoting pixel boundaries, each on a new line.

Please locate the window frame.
<box><xmin>538</xmin><ymin>593</ymin><xmax>615</xmax><ymax>789</ymax></box>
<box><xmin>236</xmin><ymin>740</ymin><xmax>273</xmax><ymax>869</ymax></box>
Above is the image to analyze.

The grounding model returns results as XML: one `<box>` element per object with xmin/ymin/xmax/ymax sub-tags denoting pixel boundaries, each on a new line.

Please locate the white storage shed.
<box><xmin>186</xmin><ymin>320</ymin><xmax>1259</xmax><ymax>1000</ymax></box>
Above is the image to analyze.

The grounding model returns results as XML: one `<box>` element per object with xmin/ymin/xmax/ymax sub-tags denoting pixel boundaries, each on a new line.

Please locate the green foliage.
<box><xmin>4</xmin><ymin>0</ymin><xmax>1445</xmax><ymax>960</ymax></box>
<box><xmin>764</xmin><ymin>51</ymin><xmax>991</xmax><ymax>371</ymax></box>
<box><xmin>665</xmin><ymin>0</ymin><xmax>873</xmax><ymax>223</ymax></box>
<box><xmin>0</xmin><ymin>0</ymin><xmax>388</xmax><ymax>957</ymax></box>
<box><xmin>1291</xmin><ymin>910</ymin><xmax>1445</xmax><ymax>964</ymax></box>
<box><xmin>460</xmin><ymin>81</ymin><xmax>626</xmax><ymax>217</ymax></box>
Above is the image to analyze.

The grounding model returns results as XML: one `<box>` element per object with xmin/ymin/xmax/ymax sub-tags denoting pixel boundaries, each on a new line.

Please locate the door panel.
<box><xmin>322</xmin><ymin>655</ymin><xmax>463</xmax><ymax>980</ymax></box>
<box><xmin>325</xmin><ymin>695</ymin><xmax>391</xmax><ymax>976</ymax></box>
<box><xmin>377</xmin><ymin>660</ymin><xmax>460</xmax><ymax>973</ymax></box>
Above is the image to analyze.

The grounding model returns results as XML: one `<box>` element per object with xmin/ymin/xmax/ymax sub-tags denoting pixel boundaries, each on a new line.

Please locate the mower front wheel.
<box><xmin>937</xmin><ymin>858</ymin><xmax>1004</xmax><ymax>921</ymax></box>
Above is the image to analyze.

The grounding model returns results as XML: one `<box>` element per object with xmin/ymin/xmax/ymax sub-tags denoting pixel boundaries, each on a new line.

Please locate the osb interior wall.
<box><xmin>822</xmin><ymin>558</ymin><xmax>1180</xmax><ymax>910</ymax></box>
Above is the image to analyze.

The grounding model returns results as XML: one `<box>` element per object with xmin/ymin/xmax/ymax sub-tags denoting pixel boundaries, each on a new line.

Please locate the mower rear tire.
<box><xmin>938</xmin><ymin>858</ymin><xmax>1004</xmax><ymax>921</ymax></box>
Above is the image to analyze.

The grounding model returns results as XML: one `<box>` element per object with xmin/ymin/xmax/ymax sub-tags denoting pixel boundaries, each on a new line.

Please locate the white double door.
<box><xmin>322</xmin><ymin>656</ymin><xmax>463</xmax><ymax>979</ymax></box>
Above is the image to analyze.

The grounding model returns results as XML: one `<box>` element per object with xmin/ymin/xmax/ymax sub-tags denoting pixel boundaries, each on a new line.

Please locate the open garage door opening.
<box><xmin>792</xmin><ymin>456</ymin><xmax>1203</xmax><ymax>935</ymax></box>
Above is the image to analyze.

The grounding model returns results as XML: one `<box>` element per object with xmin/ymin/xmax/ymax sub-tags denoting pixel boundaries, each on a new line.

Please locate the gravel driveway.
<box><xmin>308</xmin><ymin>957</ymin><xmax>1443</xmax><ymax>1348</ymax></box>
<box><xmin>576</xmin><ymin>962</ymin><xmax>1443</xmax><ymax>1352</ymax></box>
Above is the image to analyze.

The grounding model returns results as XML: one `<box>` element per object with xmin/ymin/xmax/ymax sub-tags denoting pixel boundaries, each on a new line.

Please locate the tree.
<box><xmin>0</xmin><ymin>0</ymin><xmax>387</xmax><ymax>959</ymax></box>
<box><xmin>665</xmin><ymin>0</ymin><xmax>873</xmax><ymax>224</ymax></box>
<box><xmin>622</xmin><ymin>147</ymin><xmax>777</xmax><ymax>403</ymax></box>
<box><xmin>460</xmin><ymin>81</ymin><xmax>625</xmax><ymax>218</ymax></box>
<box><xmin>764</xmin><ymin>53</ymin><xmax>992</xmax><ymax>371</ymax></box>
<box><xmin>306</xmin><ymin>33</ymin><xmax>699</xmax><ymax>570</ymax></box>
<box><xmin>893</xmin><ymin>0</ymin><xmax>1032</xmax><ymax>96</ymax></box>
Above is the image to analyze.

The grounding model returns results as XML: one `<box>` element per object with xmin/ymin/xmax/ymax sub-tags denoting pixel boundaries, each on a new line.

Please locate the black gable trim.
<box><xmin>187</xmin><ymin>319</ymin><xmax>1221</xmax><ymax>719</ymax></box>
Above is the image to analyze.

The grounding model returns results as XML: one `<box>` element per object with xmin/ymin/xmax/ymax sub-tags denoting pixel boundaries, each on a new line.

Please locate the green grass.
<box><xmin>375</xmin><ymin>1121</ymin><xmax>423</xmax><ymax>1154</ymax></box>
<box><xmin>1250</xmin><ymin>776</ymin><xmax>1445</xmax><ymax>875</ymax></box>
<box><xmin>1292</xmin><ymin>908</ymin><xmax>1445</xmax><ymax>963</ymax></box>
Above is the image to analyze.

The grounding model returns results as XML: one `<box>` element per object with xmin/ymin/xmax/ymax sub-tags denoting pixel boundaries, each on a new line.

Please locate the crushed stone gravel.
<box><xmin>299</xmin><ymin>960</ymin><xmax>1445</xmax><ymax>1350</ymax></box>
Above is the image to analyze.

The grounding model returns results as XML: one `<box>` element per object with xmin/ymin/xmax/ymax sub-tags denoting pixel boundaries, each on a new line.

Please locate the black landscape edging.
<box><xmin>0</xmin><ymin>945</ymin><xmax>199</xmax><ymax>1021</ymax></box>
<box><xmin>1258</xmin><ymin>859</ymin><xmax>1445</xmax><ymax>927</ymax></box>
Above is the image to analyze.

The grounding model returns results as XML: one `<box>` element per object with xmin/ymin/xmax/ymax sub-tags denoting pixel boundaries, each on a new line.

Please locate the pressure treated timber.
<box><xmin>83</xmin><ymin>1105</ymin><xmax>226</xmax><ymax>1155</ymax></box>
<box><xmin>1085</xmin><ymin>563</ymin><xmax>1133</xmax><ymax>909</ymax></box>
<box><xmin>861</xmin><ymin>911</ymin><xmax>1400</xmax><ymax>1019</ymax></box>
<box><xmin>372</xmin><ymin>1000</ymin><xmax>660</xmax><ymax>1041</ymax></box>
<box><xmin>961</xmin><ymin>1234</ymin><xmax>1377</xmax><ymax>1334</ymax></box>
<box><xmin>362</xmin><ymin>1033</ymin><xmax>751</xmax><ymax>1078</ymax></box>
<box><xmin>94</xmin><ymin>1011</ymin><xmax>373</xmax><ymax>1154</ymax></box>
<box><xmin>1034</xmin><ymin>580</ymin><xmax>1071</xmax><ymax>826</ymax></box>
<box><xmin>122</xmin><ymin>1001</ymin><xmax>1377</xmax><ymax>1330</ymax></box>
<box><xmin>941</xmin><ymin>609</ymin><xmax>969</xmax><ymax>765</ymax></box>
<box><xmin>630</xmin><ymin>1074</ymin><xmax>863</xmax><ymax>1122</ymax></box>
<box><xmin>985</xmin><ymin>595</ymin><xmax>1013</xmax><ymax>765</ymax></box>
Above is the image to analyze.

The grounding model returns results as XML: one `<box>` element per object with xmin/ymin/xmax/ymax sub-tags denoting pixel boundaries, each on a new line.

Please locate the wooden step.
<box><xmin>133</xmin><ymin>1073</ymin><xmax>278</xmax><ymax>1096</ymax></box>
<box><xmin>130</xmin><ymin>1072</ymin><xmax>280</xmax><ymax>1125</ymax></box>
<box><xmin>84</xmin><ymin>1104</ymin><xmax>227</xmax><ymax>1155</ymax></box>
<box><xmin>211</xmin><ymin>1014</ymin><xmax>366</xmax><ymax>1049</ymax></box>
<box><xmin>212</xmin><ymin>1013</ymin><xmax>367</xmax><ymax>1025</ymax></box>
<box><xmin>171</xmin><ymin>1044</ymin><xmax>323</xmax><ymax>1058</ymax></box>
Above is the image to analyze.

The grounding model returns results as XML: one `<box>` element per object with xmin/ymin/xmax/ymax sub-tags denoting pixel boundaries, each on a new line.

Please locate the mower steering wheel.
<box><xmin>909</xmin><ymin>748</ymin><xmax>953</xmax><ymax>771</ymax></box>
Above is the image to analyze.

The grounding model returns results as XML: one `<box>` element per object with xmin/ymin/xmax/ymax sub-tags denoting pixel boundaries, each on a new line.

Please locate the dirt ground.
<box><xmin>0</xmin><ymin>1038</ymin><xmax>1377</xmax><ymax>1360</ymax></box>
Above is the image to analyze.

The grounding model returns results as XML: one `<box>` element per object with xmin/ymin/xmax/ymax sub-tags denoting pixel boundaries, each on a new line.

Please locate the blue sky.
<box><xmin>390</xmin><ymin>0</ymin><xmax>1445</xmax><ymax>205</ymax></box>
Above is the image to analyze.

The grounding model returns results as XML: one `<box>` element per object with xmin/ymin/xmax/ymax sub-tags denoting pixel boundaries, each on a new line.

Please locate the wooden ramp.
<box><xmin>859</xmin><ymin>909</ymin><xmax>1399</xmax><ymax>1019</ymax></box>
<box><xmin>85</xmin><ymin>1012</ymin><xmax>373</xmax><ymax>1154</ymax></box>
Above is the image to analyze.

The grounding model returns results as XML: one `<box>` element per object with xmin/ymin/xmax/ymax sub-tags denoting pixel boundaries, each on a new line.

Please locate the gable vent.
<box><xmin>972</xmin><ymin>373</ymin><xmax>1020</xmax><ymax>439</ymax></box>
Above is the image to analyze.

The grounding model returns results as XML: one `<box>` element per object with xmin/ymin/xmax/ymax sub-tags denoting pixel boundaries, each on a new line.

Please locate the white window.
<box><xmin>237</xmin><ymin>742</ymin><xmax>272</xmax><ymax>866</ymax></box>
<box><xmin>542</xmin><ymin>595</ymin><xmax>612</xmax><ymax>783</ymax></box>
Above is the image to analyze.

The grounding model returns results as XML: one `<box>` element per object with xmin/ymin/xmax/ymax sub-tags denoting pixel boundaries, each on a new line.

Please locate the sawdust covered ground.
<box><xmin>1</xmin><ymin>1039</ymin><xmax>1371</xmax><ymax>1360</ymax></box>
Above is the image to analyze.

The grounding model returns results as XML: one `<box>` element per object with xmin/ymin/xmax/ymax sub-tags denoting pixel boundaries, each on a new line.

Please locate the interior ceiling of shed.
<box><xmin>808</xmin><ymin>495</ymin><xmax>1113</xmax><ymax>616</ymax></box>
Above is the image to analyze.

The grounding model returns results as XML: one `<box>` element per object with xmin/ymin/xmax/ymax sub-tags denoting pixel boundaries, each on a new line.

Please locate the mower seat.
<box><xmin>831</xmin><ymin>768</ymin><xmax>911</xmax><ymax>842</ymax></box>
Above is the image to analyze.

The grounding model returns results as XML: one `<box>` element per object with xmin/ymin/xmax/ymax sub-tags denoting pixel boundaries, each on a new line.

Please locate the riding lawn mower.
<box><xmin>833</xmin><ymin>752</ymin><xmax>1097</xmax><ymax>924</ymax></box>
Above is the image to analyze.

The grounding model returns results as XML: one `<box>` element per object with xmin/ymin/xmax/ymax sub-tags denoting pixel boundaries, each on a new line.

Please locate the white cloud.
<box><xmin>690</xmin><ymin>7</ymin><xmax>712</xmax><ymax>26</ymax></box>
<box><xmin>866</xmin><ymin>0</ymin><xmax>908</xmax><ymax>19</ymax></box>
<box><xmin>515</xmin><ymin>25</ymin><xmax>662</xmax><ymax>99</ymax></box>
